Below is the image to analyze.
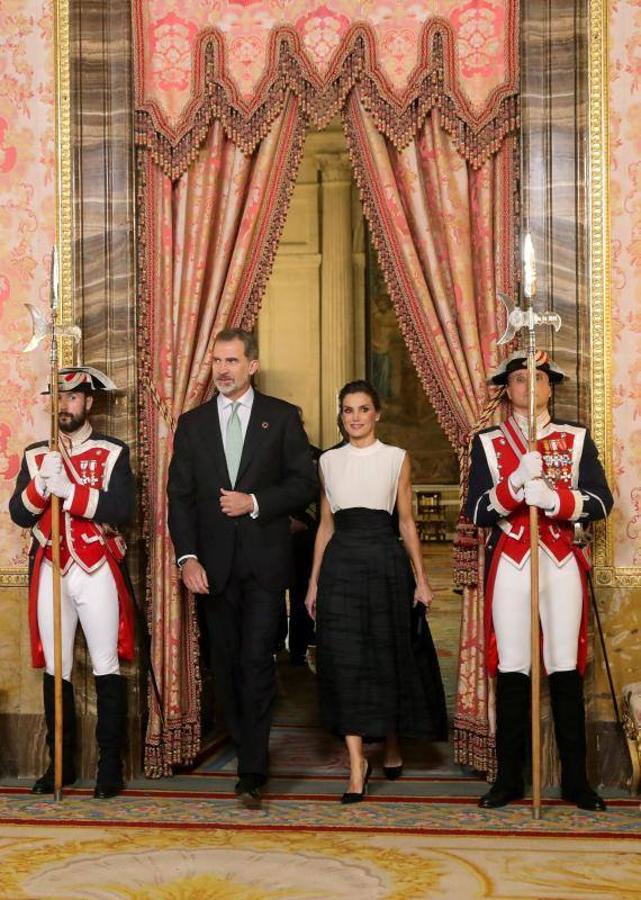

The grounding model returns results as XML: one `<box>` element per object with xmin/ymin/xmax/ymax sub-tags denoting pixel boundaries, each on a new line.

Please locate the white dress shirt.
<box><xmin>177</xmin><ymin>386</ymin><xmax>259</xmax><ymax>568</ymax></box>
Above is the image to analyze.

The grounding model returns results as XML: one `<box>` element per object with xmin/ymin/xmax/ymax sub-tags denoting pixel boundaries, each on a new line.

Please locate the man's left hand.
<box><xmin>524</xmin><ymin>478</ymin><xmax>557</xmax><ymax>512</ymax></box>
<box><xmin>219</xmin><ymin>489</ymin><xmax>254</xmax><ymax>517</ymax></box>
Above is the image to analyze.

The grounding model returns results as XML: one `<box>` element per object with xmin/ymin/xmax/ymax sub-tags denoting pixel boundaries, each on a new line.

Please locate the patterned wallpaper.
<box><xmin>609</xmin><ymin>0</ymin><xmax>641</xmax><ymax>568</ymax></box>
<box><xmin>0</xmin><ymin>1</ymin><xmax>54</xmax><ymax>570</ymax></box>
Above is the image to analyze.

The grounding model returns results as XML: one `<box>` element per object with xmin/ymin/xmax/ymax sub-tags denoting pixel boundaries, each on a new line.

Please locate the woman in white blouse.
<box><xmin>305</xmin><ymin>380</ymin><xmax>447</xmax><ymax>803</ymax></box>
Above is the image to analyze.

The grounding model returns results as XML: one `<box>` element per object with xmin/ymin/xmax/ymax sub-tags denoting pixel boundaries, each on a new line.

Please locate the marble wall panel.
<box><xmin>69</xmin><ymin>0</ymin><xmax>141</xmax><ymax>778</ymax></box>
<box><xmin>521</xmin><ymin>0</ymin><xmax>589</xmax><ymax>422</ymax></box>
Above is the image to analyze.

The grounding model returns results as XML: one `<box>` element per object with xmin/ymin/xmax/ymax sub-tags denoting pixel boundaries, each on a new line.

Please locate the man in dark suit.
<box><xmin>167</xmin><ymin>328</ymin><xmax>318</xmax><ymax>808</ymax></box>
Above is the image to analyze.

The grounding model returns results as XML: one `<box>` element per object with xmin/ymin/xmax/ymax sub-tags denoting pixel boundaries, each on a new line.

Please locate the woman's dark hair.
<box><xmin>338</xmin><ymin>380</ymin><xmax>381</xmax><ymax>412</ymax></box>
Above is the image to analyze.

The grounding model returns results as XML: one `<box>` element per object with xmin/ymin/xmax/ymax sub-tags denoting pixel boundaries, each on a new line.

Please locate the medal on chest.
<box><xmin>71</xmin><ymin>450</ymin><xmax>107</xmax><ymax>487</ymax></box>
<box><xmin>541</xmin><ymin>436</ymin><xmax>572</xmax><ymax>485</ymax></box>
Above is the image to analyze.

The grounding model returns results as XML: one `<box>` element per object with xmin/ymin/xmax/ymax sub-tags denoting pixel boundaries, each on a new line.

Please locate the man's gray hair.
<box><xmin>214</xmin><ymin>328</ymin><xmax>258</xmax><ymax>360</ymax></box>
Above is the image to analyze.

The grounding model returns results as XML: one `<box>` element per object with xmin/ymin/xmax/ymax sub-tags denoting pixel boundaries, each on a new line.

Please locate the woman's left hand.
<box><xmin>414</xmin><ymin>580</ymin><xmax>434</xmax><ymax>610</ymax></box>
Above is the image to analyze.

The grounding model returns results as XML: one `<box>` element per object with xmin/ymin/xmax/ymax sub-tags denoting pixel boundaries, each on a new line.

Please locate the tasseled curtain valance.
<box><xmin>134</xmin><ymin>2</ymin><xmax>519</xmax><ymax>179</ymax></box>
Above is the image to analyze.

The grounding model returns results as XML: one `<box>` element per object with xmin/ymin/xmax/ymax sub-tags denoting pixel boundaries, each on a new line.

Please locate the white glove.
<box><xmin>510</xmin><ymin>451</ymin><xmax>543</xmax><ymax>489</ymax></box>
<box><xmin>39</xmin><ymin>451</ymin><xmax>63</xmax><ymax>480</ymax></box>
<box><xmin>524</xmin><ymin>478</ymin><xmax>557</xmax><ymax>512</ymax></box>
<box><xmin>47</xmin><ymin>470</ymin><xmax>74</xmax><ymax>500</ymax></box>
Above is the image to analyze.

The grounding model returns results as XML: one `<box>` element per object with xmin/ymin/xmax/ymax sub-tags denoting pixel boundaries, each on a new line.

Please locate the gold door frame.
<box><xmin>54</xmin><ymin>0</ymin><xmax>74</xmax><ymax>328</ymax></box>
<box><xmin>0</xmin><ymin>0</ymin><xmax>74</xmax><ymax>587</ymax></box>
<box><xmin>588</xmin><ymin>0</ymin><xmax>641</xmax><ymax>586</ymax></box>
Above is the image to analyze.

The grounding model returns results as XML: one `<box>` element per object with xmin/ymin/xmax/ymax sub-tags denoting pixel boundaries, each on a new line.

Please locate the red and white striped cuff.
<box><xmin>546</xmin><ymin>486</ymin><xmax>583</xmax><ymax>522</ymax></box>
<box><xmin>63</xmin><ymin>484</ymin><xmax>99</xmax><ymax>519</ymax></box>
<box><xmin>21</xmin><ymin>477</ymin><xmax>49</xmax><ymax>515</ymax></box>
<box><xmin>491</xmin><ymin>477</ymin><xmax>523</xmax><ymax>516</ymax></box>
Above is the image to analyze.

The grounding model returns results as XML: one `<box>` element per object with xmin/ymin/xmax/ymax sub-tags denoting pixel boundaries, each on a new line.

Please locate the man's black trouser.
<box><xmin>200</xmin><ymin>543</ymin><xmax>283</xmax><ymax>780</ymax></box>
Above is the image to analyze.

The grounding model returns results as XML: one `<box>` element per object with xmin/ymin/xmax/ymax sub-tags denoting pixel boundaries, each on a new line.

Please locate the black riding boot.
<box><xmin>479</xmin><ymin>672</ymin><xmax>530</xmax><ymax>809</ymax></box>
<box><xmin>549</xmin><ymin>669</ymin><xmax>606</xmax><ymax>811</ymax></box>
<box><xmin>32</xmin><ymin>673</ymin><xmax>77</xmax><ymax>793</ymax></box>
<box><xmin>94</xmin><ymin>674</ymin><xmax>126</xmax><ymax>799</ymax></box>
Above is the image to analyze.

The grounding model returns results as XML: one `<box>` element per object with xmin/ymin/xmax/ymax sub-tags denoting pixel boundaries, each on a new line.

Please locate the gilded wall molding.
<box><xmin>0</xmin><ymin>570</ymin><xmax>29</xmax><ymax>587</ymax></box>
<box><xmin>54</xmin><ymin>0</ymin><xmax>74</xmax><ymax>339</ymax></box>
<box><xmin>588</xmin><ymin>0</ymin><xmax>641</xmax><ymax>587</ymax></box>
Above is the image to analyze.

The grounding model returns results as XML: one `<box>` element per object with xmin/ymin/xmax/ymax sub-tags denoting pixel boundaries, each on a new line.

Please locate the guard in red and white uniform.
<box><xmin>465</xmin><ymin>352</ymin><xmax>613</xmax><ymax>811</ymax></box>
<box><xmin>9</xmin><ymin>366</ymin><xmax>135</xmax><ymax>799</ymax></box>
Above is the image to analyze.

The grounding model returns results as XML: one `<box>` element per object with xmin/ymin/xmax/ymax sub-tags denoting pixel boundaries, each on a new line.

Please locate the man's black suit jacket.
<box><xmin>167</xmin><ymin>390</ymin><xmax>318</xmax><ymax>593</ymax></box>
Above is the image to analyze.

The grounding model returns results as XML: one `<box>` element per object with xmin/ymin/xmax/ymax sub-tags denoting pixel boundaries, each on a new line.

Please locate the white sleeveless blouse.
<box><xmin>320</xmin><ymin>440</ymin><xmax>406</xmax><ymax>514</ymax></box>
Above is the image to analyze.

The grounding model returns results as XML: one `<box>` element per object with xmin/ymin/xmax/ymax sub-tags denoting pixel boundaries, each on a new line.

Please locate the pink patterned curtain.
<box><xmin>344</xmin><ymin>89</ymin><xmax>517</xmax><ymax>774</ymax></box>
<box><xmin>133</xmin><ymin>2</ymin><xmax>520</xmax><ymax>776</ymax></box>
<box><xmin>138</xmin><ymin>98</ymin><xmax>305</xmax><ymax>775</ymax></box>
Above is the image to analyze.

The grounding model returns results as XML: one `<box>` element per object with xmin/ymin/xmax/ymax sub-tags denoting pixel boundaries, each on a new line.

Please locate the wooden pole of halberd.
<box><xmin>49</xmin><ymin>329</ymin><xmax>64</xmax><ymax>802</ymax></box>
<box><xmin>527</xmin><ymin>342</ymin><xmax>542</xmax><ymax>821</ymax></box>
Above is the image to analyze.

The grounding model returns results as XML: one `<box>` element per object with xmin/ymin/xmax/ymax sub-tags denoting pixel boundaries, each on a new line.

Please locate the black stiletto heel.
<box><xmin>341</xmin><ymin>760</ymin><xmax>372</xmax><ymax>804</ymax></box>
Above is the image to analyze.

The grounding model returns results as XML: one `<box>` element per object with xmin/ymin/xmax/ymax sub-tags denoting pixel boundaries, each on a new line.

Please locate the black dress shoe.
<box><xmin>562</xmin><ymin>786</ymin><xmax>607</xmax><ymax>811</ymax></box>
<box><xmin>383</xmin><ymin>764</ymin><xmax>403</xmax><ymax>781</ymax></box>
<box><xmin>341</xmin><ymin>760</ymin><xmax>372</xmax><ymax>804</ymax></box>
<box><xmin>235</xmin><ymin>774</ymin><xmax>264</xmax><ymax>809</ymax></box>
<box><xmin>32</xmin><ymin>766</ymin><xmax>77</xmax><ymax>794</ymax></box>
<box><xmin>478</xmin><ymin>784</ymin><xmax>524</xmax><ymax>809</ymax></box>
<box><xmin>238</xmin><ymin>784</ymin><xmax>262</xmax><ymax>810</ymax></box>
<box><xmin>94</xmin><ymin>779</ymin><xmax>124</xmax><ymax>800</ymax></box>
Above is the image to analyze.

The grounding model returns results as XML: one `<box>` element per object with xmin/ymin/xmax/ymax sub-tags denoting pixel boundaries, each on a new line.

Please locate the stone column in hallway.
<box><xmin>317</xmin><ymin>153</ymin><xmax>355</xmax><ymax>447</ymax></box>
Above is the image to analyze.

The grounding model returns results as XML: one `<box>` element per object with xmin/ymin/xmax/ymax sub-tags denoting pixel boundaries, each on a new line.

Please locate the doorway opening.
<box><xmin>193</xmin><ymin>121</ymin><xmax>471</xmax><ymax>793</ymax></box>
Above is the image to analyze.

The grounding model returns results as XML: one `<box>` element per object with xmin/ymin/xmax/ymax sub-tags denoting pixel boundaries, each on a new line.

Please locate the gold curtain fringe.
<box><xmin>136</xmin><ymin>155</ymin><xmax>152</xmax><ymax>554</ymax></box>
<box><xmin>453</xmin><ymin>388</ymin><xmax>507</xmax><ymax>588</ymax></box>
<box><xmin>142</xmin><ymin>584</ymin><xmax>203</xmax><ymax>778</ymax></box>
<box><xmin>135</xmin><ymin>156</ymin><xmax>162</xmax><ymax>555</ymax></box>
<box><xmin>453</xmin><ymin>723</ymin><xmax>497</xmax><ymax>782</ymax></box>
<box><xmin>136</xmin><ymin>154</ymin><xmax>203</xmax><ymax>775</ymax></box>
<box><xmin>136</xmin><ymin>29</ymin><xmax>518</xmax><ymax>181</ymax></box>
<box><xmin>342</xmin><ymin>102</ymin><xmax>471</xmax><ymax>460</ymax></box>
<box><xmin>143</xmin><ymin>721</ymin><xmax>201</xmax><ymax>778</ymax></box>
<box><xmin>236</xmin><ymin>113</ymin><xmax>308</xmax><ymax>331</ymax></box>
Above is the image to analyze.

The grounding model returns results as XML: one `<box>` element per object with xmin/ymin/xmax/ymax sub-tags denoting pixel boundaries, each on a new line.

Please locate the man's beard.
<box><xmin>58</xmin><ymin>410</ymin><xmax>87</xmax><ymax>433</ymax></box>
<box><xmin>215</xmin><ymin>378</ymin><xmax>238</xmax><ymax>396</ymax></box>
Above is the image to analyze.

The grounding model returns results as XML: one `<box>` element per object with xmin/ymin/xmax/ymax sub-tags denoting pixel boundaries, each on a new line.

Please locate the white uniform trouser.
<box><xmin>493</xmin><ymin>550</ymin><xmax>583</xmax><ymax>675</ymax></box>
<box><xmin>37</xmin><ymin>560</ymin><xmax>120</xmax><ymax>681</ymax></box>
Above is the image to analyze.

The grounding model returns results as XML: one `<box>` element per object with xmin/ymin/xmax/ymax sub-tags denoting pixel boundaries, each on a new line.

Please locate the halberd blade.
<box><xmin>58</xmin><ymin>324</ymin><xmax>82</xmax><ymax>344</ymax></box>
<box><xmin>546</xmin><ymin>312</ymin><xmax>562</xmax><ymax>333</ymax></box>
<box><xmin>497</xmin><ymin>292</ymin><xmax>517</xmax><ymax>345</ymax></box>
<box><xmin>22</xmin><ymin>304</ymin><xmax>49</xmax><ymax>353</ymax></box>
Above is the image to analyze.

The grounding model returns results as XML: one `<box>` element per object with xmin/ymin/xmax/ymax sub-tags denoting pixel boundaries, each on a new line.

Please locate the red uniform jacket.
<box><xmin>9</xmin><ymin>426</ymin><xmax>135</xmax><ymax>667</ymax></box>
<box><xmin>465</xmin><ymin>416</ymin><xmax>613</xmax><ymax>676</ymax></box>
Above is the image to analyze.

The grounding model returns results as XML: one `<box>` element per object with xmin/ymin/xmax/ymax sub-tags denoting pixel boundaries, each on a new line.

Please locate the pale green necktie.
<box><xmin>225</xmin><ymin>401</ymin><xmax>243</xmax><ymax>486</ymax></box>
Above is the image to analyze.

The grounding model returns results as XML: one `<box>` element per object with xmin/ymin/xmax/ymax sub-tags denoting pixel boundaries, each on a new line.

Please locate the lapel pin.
<box><xmin>261</xmin><ymin>421</ymin><xmax>270</xmax><ymax>429</ymax></box>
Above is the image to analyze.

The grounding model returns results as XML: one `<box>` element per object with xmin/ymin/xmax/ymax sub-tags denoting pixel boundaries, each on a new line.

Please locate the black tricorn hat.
<box><xmin>488</xmin><ymin>350</ymin><xmax>566</xmax><ymax>386</ymax></box>
<box><xmin>42</xmin><ymin>366</ymin><xmax>118</xmax><ymax>395</ymax></box>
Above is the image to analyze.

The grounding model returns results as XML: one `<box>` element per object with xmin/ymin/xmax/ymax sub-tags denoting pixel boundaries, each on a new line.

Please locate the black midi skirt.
<box><xmin>316</xmin><ymin>507</ymin><xmax>447</xmax><ymax>740</ymax></box>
